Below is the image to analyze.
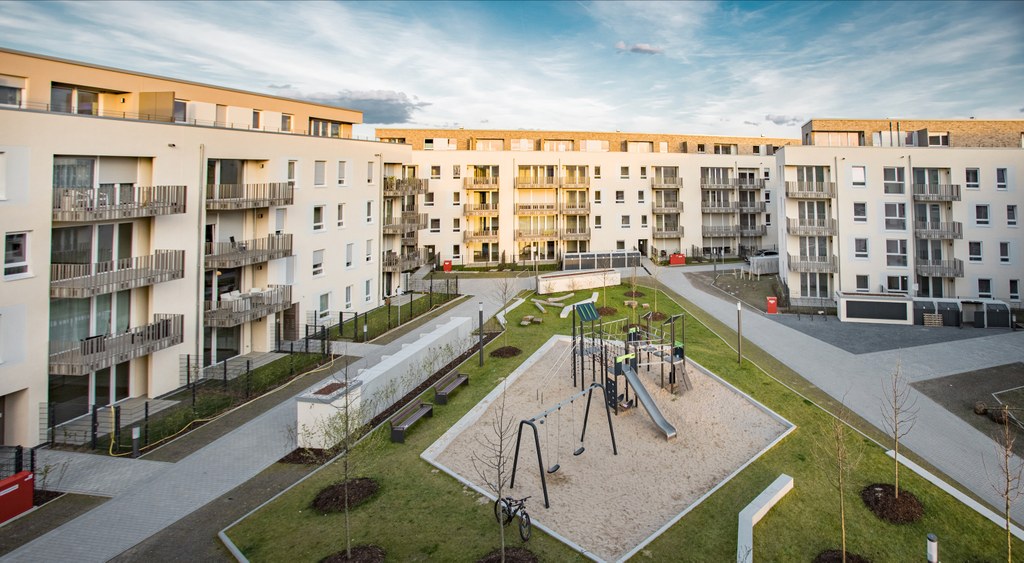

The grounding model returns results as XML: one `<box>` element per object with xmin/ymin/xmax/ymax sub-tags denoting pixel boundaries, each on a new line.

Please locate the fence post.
<box><xmin>14</xmin><ymin>445</ymin><xmax>22</xmax><ymax>473</ymax></box>
<box><xmin>246</xmin><ymin>360</ymin><xmax>252</xmax><ymax>398</ymax></box>
<box><xmin>186</xmin><ymin>355</ymin><xmax>191</xmax><ymax>389</ymax></box>
<box><xmin>144</xmin><ymin>401</ymin><xmax>150</xmax><ymax>446</ymax></box>
<box><xmin>91</xmin><ymin>405</ymin><xmax>98</xmax><ymax>450</ymax></box>
<box><xmin>113</xmin><ymin>406</ymin><xmax>122</xmax><ymax>452</ymax></box>
<box><xmin>223</xmin><ymin>361</ymin><xmax>229</xmax><ymax>390</ymax></box>
<box><xmin>49</xmin><ymin>402</ymin><xmax>56</xmax><ymax>445</ymax></box>
<box><xmin>290</xmin><ymin>342</ymin><xmax>295</xmax><ymax>375</ymax></box>
<box><xmin>30</xmin><ymin>447</ymin><xmax>35</xmax><ymax>478</ymax></box>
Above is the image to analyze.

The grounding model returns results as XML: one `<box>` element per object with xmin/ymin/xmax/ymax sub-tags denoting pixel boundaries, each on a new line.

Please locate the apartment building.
<box><xmin>779</xmin><ymin>119</ymin><xmax>1024</xmax><ymax>323</ymax></box>
<box><xmin>0</xmin><ymin>49</ymin><xmax>413</xmax><ymax>447</ymax></box>
<box><xmin>376</xmin><ymin>129</ymin><xmax>796</xmax><ymax>266</ymax></box>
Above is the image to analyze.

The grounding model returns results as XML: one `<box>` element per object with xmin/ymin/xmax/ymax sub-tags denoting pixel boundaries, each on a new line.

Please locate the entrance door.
<box><xmin>637</xmin><ymin>239</ymin><xmax>648</xmax><ymax>256</ymax></box>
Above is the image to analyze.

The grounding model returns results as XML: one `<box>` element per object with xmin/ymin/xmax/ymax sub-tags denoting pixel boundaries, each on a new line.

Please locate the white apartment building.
<box><xmin>0</xmin><ymin>49</ymin><xmax>413</xmax><ymax>447</ymax></box>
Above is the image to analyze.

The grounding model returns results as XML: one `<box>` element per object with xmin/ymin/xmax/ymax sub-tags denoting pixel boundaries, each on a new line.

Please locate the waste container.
<box><xmin>669</xmin><ymin>253</ymin><xmax>686</xmax><ymax>265</ymax></box>
<box><xmin>442</xmin><ymin>260</ymin><xmax>452</xmax><ymax>273</ymax></box>
<box><xmin>766</xmin><ymin>296</ymin><xmax>778</xmax><ymax>314</ymax></box>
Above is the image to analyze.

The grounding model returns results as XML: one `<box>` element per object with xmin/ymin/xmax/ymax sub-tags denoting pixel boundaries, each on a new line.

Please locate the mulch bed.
<box><xmin>650</xmin><ymin>312</ymin><xmax>668</xmax><ymax>321</ymax></box>
<box><xmin>312</xmin><ymin>478</ymin><xmax>380</xmax><ymax>513</ymax></box>
<box><xmin>320</xmin><ymin>545</ymin><xmax>385</xmax><ymax>563</ymax></box>
<box><xmin>315</xmin><ymin>382</ymin><xmax>346</xmax><ymax>395</ymax></box>
<box><xmin>279</xmin><ymin>447</ymin><xmax>335</xmax><ymax>465</ymax></box>
<box><xmin>597</xmin><ymin>307</ymin><xmax>618</xmax><ymax>316</ymax></box>
<box><xmin>813</xmin><ymin>550</ymin><xmax>871</xmax><ymax>563</ymax></box>
<box><xmin>490</xmin><ymin>346</ymin><xmax>522</xmax><ymax>358</ymax></box>
<box><xmin>861</xmin><ymin>483</ymin><xmax>924</xmax><ymax>524</ymax></box>
<box><xmin>477</xmin><ymin>547</ymin><xmax>538</xmax><ymax>563</ymax></box>
<box><xmin>624</xmin><ymin>291</ymin><xmax>645</xmax><ymax>297</ymax></box>
<box><xmin>33</xmin><ymin>489</ymin><xmax>63</xmax><ymax>506</ymax></box>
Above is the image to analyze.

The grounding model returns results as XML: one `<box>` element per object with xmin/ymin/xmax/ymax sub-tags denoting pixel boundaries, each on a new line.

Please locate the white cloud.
<box><xmin>615</xmin><ymin>41</ymin><xmax>663</xmax><ymax>55</ymax></box>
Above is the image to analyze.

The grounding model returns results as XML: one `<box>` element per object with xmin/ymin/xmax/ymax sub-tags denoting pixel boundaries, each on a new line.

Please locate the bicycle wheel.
<box><xmin>494</xmin><ymin>499</ymin><xmax>513</xmax><ymax>526</ymax></box>
<box><xmin>518</xmin><ymin>512</ymin><xmax>532</xmax><ymax>542</ymax></box>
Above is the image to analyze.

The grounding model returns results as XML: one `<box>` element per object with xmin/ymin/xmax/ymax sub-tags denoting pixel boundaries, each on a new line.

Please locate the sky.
<box><xmin>1</xmin><ymin>1</ymin><xmax>1022</xmax><ymax>139</ymax></box>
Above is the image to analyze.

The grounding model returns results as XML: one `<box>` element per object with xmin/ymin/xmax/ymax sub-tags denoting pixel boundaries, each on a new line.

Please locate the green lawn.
<box><xmin>226</xmin><ymin>283</ymin><xmax>1020</xmax><ymax>562</ymax></box>
<box><xmin>328</xmin><ymin>293</ymin><xmax>460</xmax><ymax>342</ymax></box>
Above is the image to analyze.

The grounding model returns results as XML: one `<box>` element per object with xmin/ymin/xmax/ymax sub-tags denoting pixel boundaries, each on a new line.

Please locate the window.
<box><xmin>620</xmin><ymin>166</ymin><xmax>629</xmax><ymax>179</ymax></box>
<box><xmin>928</xmin><ymin>133</ymin><xmax>949</xmax><ymax>146</ymax></box>
<box><xmin>854</xmin><ymin>238</ymin><xmax>868</xmax><ymax>259</ymax></box>
<box><xmin>366</xmin><ymin>239</ymin><xmax>373</xmax><ymax>262</ymax></box>
<box><xmin>452</xmin><ymin>218</ymin><xmax>460</xmax><ymax>232</ymax></box>
<box><xmin>345</xmin><ymin>243</ymin><xmax>354</xmax><ymax>268</ymax></box>
<box><xmin>978</xmin><ymin>279</ymin><xmax>992</xmax><ymax>299</ymax></box>
<box><xmin>969</xmin><ymin>241</ymin><xmax>983</xmax><ymax>262</ymax></box>
<box><xmin>615</xmin><ymin>190</ymin><xmax>625</xmax><ymax>203</ymax></box>
<box><xmin>1011</xmin><ymin>279</ymin><xmax>1020</xmax><ymax>301</ymax></box>
<box><xmin>365</xmin><ymin>201</ymin><xmax>373</xmax><ymax>223</ymax></box>
<box><xmin>594</xmin><ymin>190</ymin><xmax>602</xmax><ymax>204</ymax></box>
<box><xmin>883</xmin><ymin>167</ymin><xmax>905</xmax><ymax>194</ymax></box>
<box><xmin>452</xmin><ymin>244</ymin><xmax>461</xmax><ymax>259</ymax></box>
<box><xmin>884</xmin><ymin>203</ymin><xmax>906</xmax><ymax>230</ymax></box>
<box><xmin>312</xmin><ymin>249</ymin><xmax>324</xmax><ymax>276</ymax></box>
<box><xmin>173</xmin><ymin>100</ymin><xmax>186</xmax><ymax>122</ymax></box>
<box><xmin>765</xmin><ymin>213</ymin><xmax>772</xmax><ymax>226</ymax></box>
<box><xmin>424</xmin><ymin>192</ymin><xmax>435</xmax><ymax>206</ymax></box>
<box><xmin>640</xmin><ymin>166</ymin><xmax>647</xmax><ymax>179</ymax></box>
<box><xmin>594</xmin><ymin>216</ymin><xmax>602</xmax><ymax>229</ymax></box>
<box><xmin>997</xmin><ymin>168</ymin><xmax>1008</xmax><ymax>190</ymax></box>
<box><xmin>697</xmin><ymin>144</ymin><xmax>706</xmax><ymax>153</ymax></box>
<box><xmin>345</xmin><ymin>285</ymin><xmax>352</xmax><ymax>309</ymax></box>
<box><xmin>310</xmin><ymin>118</ymin><xmax>341</xmax><ymax>138</ymax></box>
<box><xmin>430</xmin><ymin>218</ymin><xmax>440</xmax><ymax>233</ymax></box>
<box><xmin>312</xmin><ymin>206</ymin><xmax>324</xmax><ymax>231</ymax></box>
<box><xmin>641</xmin><ymin>215</ymin><xmax>648</xmax><ymax>228</ymax></box>
<box><xmin>965</xmin><ymin>168</ymin><xmax>979</xmax><ymax>189</ymax></box>
<box><xmin>337</xmin><ymin>161</ymin><xmax>347</xmax><ymax>185</ymax></box>
<box><xmin>1000</xmin><ymin>242</ymin><xmax>1010</xmax><ymax>264</ymax></box>
<box><xmin>252</xmin><ymin>110</ymin><xmax>261</xmax><ymax>129</ymax></box>
<box><xmin>753</xmin><ymin>145</ymin><xmax>761</xmax><ymax>155</ymax></box>
<box><xmin>764</xmin><ymin>190</ymin><xmax>771</xmax><ymax>203</ymax></box>
<box><xmin>887</xmin><ymin>275</ymin><xmax>909</xmax><ymax>293</ymax></box>
<box><xmin>453</xmin><ymin>165</ymin><xmax>461</xmax><ymax>179</ymax></box>
<box><xmin>616</xmin><ymin>240</ymin><xmax>625</xmax><ymax>250</ymax></box>
<box><xmin>4</xmin><ymin>232</ymin><xmax>29</xmax><ymax>277</ymax></box>
<box><xmin>452</xmin><ymin>192</ymin><xmax>461</xmax><ymax>206</ymax></box>
<box><xmin>476</xmin><ymin>139</ymin><xmax>503</xmax><ymax>151</ymax></box>
<box><xmin>851</xmin><ymin>166</ymin><xmax>866</xmax><ymax>187</ymax></box>
<box><xmin>621</xmin><ymin>215</ymin><xmax>630</xmax><ymax>228</ymax></box>
<box><xmin>976</xmin><ymin>205</ymin><xmax>990</xmax><ymax>226</ymax></box>
<box><xmin>800</xmin><ymin>273</ymin><xmax>830</xmax><ymax>298</ymax></box>
<box><xmin>886</xmin><ymin>239</ymin><xmax>907</xmax><ymax>267</ymax></box>
<box><xmin>594</xmin><ymin>166</ymin><xmax>601</xmax><ymax>179</ymax></box>
<box><xmin>287</xmin><ymin>160</ymin><xmax>296</xmax><ymax>189</ymax></box>
<box><xmin>366</xmin><ymin>161</ymin><xmax>374</xmax><ymax>184</ymax></box>
<box><xmin>853</xmin><ymin>202</ymin><xmax>867</xmax><ymax>222</ymax></box>
<box><xmin>763</xmin><ymin>167</ymin><xmax>771</xmax><ymax>180</ymax></box>
<box><xmin>637</xmin><ymin>190</ymin><xmax>645</xmax><ymax>203</ymax></box>
<box><xmin>714</xmin><ymin>144</ymin><xmax>735</xmax><ymax>155</ymax></box>
<box><xmin>856</xmin><ymin>275</ymin><xmax>869</xmax><ymax>292</ymax></box>
<box><xmin>430</xmin><ymin>165</ymin><xmax>440</xmax><ymax>180</ymax></box>
<box><xmin>337</xmin><ymin>203</ymin><xmax>345</xmax><ymax>227</ymax></box>
<box><xmin>365</xmin><ymin>279</ymin><xmax>372</xmax><ymax>302</ymax></box>
<box><xmin>1009</xmin><ymin>205</ymin><xmax>1018</xmax><ymax>226</ymax></box>
<box><xmin>319</xmin><ymin>293</ymin><xmax>330</xmax><ymax>320</ymax></box>
<box><xmin>281</xmin><ymin>114</ymin><xmax>292</xmax><ymax>132</ymax></box>
<box><xmin>314</xmin><ymin>161</ymin><xmax>326</xmax><ymax>186</ymax></box>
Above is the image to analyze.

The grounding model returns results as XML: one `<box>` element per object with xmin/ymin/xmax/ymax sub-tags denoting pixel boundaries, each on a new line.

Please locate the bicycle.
<box><xmin>493</xmin><ymin>495</ymin><xmax>532</xmax><ymax>541</ymax></box>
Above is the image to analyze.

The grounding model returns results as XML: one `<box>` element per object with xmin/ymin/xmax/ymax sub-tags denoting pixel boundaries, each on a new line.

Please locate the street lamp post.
<box><xmin>478</xmin><ymin>302</ymin><xmax>484</xmax><ymax>366</ymax></box>
<box><xmin>736</xmin><ymin>301</ymin><xmax>742</xmax><ymax>365</ymax></box>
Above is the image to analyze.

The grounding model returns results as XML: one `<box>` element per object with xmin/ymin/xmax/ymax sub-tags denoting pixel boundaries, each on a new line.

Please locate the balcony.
<box><xmin>702</xmin><ymin>225</ymin><xmax>740</xmax><ymax>237</ymax></box>
<box><xmin>912</xmin><ymin>184</ymin><xmax>961</xmax><ymax>202</ymax></box>
<box><xmin>48</xmin><ymin>314</ymin><xmax>184</xmax><ymax>376</ymax></box>
<box><xmin>515</xmin><ymin>228</ymin><xmax>559</xmax><ymax>241</ymax></box>
<box><xmin>701</xmin><ymin>201</ymin><xmax>738</xmax><ymax>213</ymax></box>
<box><xmin>653</xmin><ymin>226</ymin><xmax>684</xmax><ymax>238</ymax></box>
<box><xmin>516</xmin><ymin>177</ymin><xmax>559</xmax><ymax>189</ymax></box>
<box><xmin>916</xmin><ymin>258</ymin><xmax>964</xmax><ymax>278</ymax></box>
<box><xmin>652</xmin><ymin>201</ymin><xmax>684</xmax><ymax>214</ymax></box>
<box><xmin>52</xmin><ymin>185</ymin><xmax>187</xmax><ymax>222</ymax></box>
<box><xmin>914</xmin><ymin>221</ymin><xmax>963</xmax><ymax>240</ymax></box>
<box><xmin>205</xmin><ymin>234</ymin><xmax>293</xmax><ymax>269</ymax></box>
<box><xmin>652</xmin><ymin>177</ymin><xmax>684</xmax><ymax>190</ymax></box>
<box><xmin>561</xmin><ymin>203</ymin><xmax>591</xmax><ymax>215</ymax></box>
<box><xmin>736</xmin><ymin>179</ymin><xmax>766</xmax><ymax>190</ymax></box>
<box><xmin>700</xmin><ymin>181</ymin><xmax>736</xmax><ymax>191</ymax></box>
<box><xmin>472</xmin><ymin>251</ymin><xmax>500</xmax><ymax>263</ymax></box>
<box><xmin>787</xmin><ymin>254</ymin><xmax>838</xmax><ymax>273</ymax></box>
<box><xmin>51</xmin><ymin>250</ymin><xmax>185</xmax><ymax>299</ymax></box>
<box><xmin>515</xmin><ymin>203</ymin><xmax>558</xmax><ymax>215</ymax></box>
<box><xmin>464</xmin><ymin>229</ymin><xmax>499</xmax><ymax>242</ymax></box>
<box><xmin>739</xmin><ymin>225</ymin><xmax>768</xmax><ymax>237</ymax></box>
<box><xmin>784</xmin><ymin>181</ymin><xmax>836</xmax><ymax>198</ymax></box>
<box><xmin>384</xmin><ymin>177</ymin><xmax>429</xmax><ymax>196</ymax></box>
<box><xmin>464</xmin><ymin>203</ymin><xmax>499</xmax><ymax>216</ymax></box>
<box><xmin>560</xmin><ymin>227</ymin><xmax>591</xmax><ymax>241</ymax></box>
<box><xmin>561</xmin><ymin>176</ymin><xmax>591</xmax><ymax>188</ymax></box>
<box><xmin>463</xmin><ymin>177</ymin><xmax>500</xmax><ymax>190</ymax></box>
<box><xmin>204</xmin><ymin>285</ymin><xmax>293</xmax><ymax>328</ymax></box>
<box><xmin>736</xmin><ymin>201</ymin><xmax>767</xmax><ymax>213</ymax></box>
<box><xmin>382</xmin><ymin>213</ymin><xmax>428</xmax><ymax>234</ymax></box>
<box><xmin>787</xmin><ymin>218</ymin><xmax>837</xmax><ymax>236</ymax></box>
<box><xmin>206</xmin><ymin>183</ymin><xmax>293</xmax><ymax>210</ymax></box>
<box><xmin>382</xmin><ymin>250</ymin><xmax>426</xmax><ymax>272</ymax></box>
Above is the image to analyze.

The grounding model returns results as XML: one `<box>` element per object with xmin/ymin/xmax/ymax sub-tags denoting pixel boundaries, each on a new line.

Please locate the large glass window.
<box><xmin>883</xmin><ymin>167</ymin><xmax>905</xmax><ymax>194</ymax></box>
<box><xmin>884</xmin><ymin>203</ymin><xmax>906</xmax><ymax>230</ymax></box>
<box><xmin>885</xmin><ymin>239</ymin><xmax>907</xmax><ymax>267</ymax></box>
<box><xmin>4</xmin><ymin>232</ymin><xmax>28</xmax><ymax>277</ymax></box>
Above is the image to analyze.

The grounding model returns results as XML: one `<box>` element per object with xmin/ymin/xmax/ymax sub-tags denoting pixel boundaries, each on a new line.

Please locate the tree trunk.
<box><xmin>840</xmin><ymin>468</ymin><xmax>846</xmax><ymax>563</ymax></box>
<box><xmin>894</xmin><ymin>433</ymin><xmax>900</xmax><ymax>499</ymax></box>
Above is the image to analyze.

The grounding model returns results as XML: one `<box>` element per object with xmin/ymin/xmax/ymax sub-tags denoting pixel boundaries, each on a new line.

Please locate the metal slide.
<box><xmin>622</xmin><ymin>365</ymin><xmax>677</xmax><ymax>440</ymax></box>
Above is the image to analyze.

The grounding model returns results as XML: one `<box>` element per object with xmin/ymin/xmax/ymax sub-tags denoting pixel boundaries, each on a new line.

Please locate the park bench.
<box><xmin>433</xmin><ymin>372</ymin><xmax>469</xmax><ymax>405</ymax></box>
<box><xmin>389</xmin><ymin>399</ymin><xmax>433</xmax><ymax>443</ymax></box>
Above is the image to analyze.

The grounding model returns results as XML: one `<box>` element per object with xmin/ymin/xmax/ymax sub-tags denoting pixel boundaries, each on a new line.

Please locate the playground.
<box><xmin>429</xmin><ymin>311</ymin><xmax>791</xmax><ymax>561</ymax></box>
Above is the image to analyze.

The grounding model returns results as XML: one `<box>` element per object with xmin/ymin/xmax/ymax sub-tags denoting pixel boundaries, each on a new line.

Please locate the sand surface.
<box><xmin>434</xmin><ymin>339</ymin><xmax>790</xmax><ymax>561</ymax></box>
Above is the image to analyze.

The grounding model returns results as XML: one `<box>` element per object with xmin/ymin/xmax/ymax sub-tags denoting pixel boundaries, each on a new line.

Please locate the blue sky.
<box><xmin>1</xmin><ymin>1</ymin><xmax>1022</xmax><ymax>138</ymax></box>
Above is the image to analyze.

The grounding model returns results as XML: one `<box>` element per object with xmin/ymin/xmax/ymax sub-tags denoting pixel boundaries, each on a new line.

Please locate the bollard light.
<box><xmin>926</xmin><ymin>533</ymin><xmax>938</xmax><ymax>563</ymax></box>
<box><xmin>736</xmin><ymin>301</ymin><xmax>742</xmax><ymax>365</ymax></box>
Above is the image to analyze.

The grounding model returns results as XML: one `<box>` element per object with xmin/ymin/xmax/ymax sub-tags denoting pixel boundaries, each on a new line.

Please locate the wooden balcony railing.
<box><xmin>52</xmin><ymin>185</ymin><xmax>187</xmax><ymax>222</ymax></box>
<box><xmin>205</xmin><ymin>183</ymin><xmax>293</xmax><ymax>210</ymax></box>
<box><xmin>384</xmin><ymin>177</ymin><xmax>429</xmax><ymax>196</ymax></box>
<box><xmin>203</xmin><ymin>285</ymin><xmax>293</xmax><ymax>328</ymax></box>
<box><xmin>787</xmin><ymin>218</ymin><xmax>837</xmax><ymax>236</ymax></box>
<box><xmin>914</xmin><ymin>221</ymin><xmax>963</xmax><ymax>240</ymax></box>
<box><xmin>205</xmin><ymin>234</ymin><xmax>293</xmax><ymax>269</ymax></box>
<box><xmin>787</xmin><ymin>254</ymin><xmax>838</xmax><ymax>273</ymax></box>
<box><xmin>912</xmin><ymin>184</ymin><xmax>961</xmax><ymax>202</ymax></box>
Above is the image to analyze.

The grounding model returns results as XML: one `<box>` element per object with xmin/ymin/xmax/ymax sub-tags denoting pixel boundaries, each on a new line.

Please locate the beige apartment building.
<box><xmin>0</xmin><ymin>49</ymin><xmax>415</xmax><ymax>447</ymax></box>
<box><xmin>376</xmin><ymin>129</ymin><xmax>796</xmax><ymax>266</ymax></box>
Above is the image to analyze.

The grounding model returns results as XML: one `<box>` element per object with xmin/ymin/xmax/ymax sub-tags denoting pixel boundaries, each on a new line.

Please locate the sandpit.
<box><xmin>425</xmin><ymin>336</ymin><xmax>793</xmax><ymax>561</ymax></box>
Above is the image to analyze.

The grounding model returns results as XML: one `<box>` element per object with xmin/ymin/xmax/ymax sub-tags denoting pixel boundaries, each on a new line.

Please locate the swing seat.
<box><xmin>573</xmin><ymin>446</ymin><xmax>585</xmax><ymax>456</ymax></box>
<box><xmin>547</xmin><ymin>464</ymin><xmax>560</xmax><ymax>474</ymax></box>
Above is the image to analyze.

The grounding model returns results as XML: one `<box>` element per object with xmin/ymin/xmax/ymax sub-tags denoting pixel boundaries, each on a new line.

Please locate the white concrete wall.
<box><xmin>537</xmin><ymin>269</ymin><xmax>620</xmax><ymax>295</ymax></box>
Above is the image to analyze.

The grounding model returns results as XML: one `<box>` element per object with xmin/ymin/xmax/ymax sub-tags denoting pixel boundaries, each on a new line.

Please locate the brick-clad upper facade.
<box><xmin>376</xmin><ymin>128</ymin><xmax>798</xmax><ymax>155</ymax></box>
<box><xmin>803</xmin><ymin>118</ymin><xmax>1024</xmax><ymax>148</ymax></box>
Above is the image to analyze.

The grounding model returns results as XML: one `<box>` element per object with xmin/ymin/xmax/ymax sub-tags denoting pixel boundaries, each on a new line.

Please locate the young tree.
<box><xmin>879</xmin><ymin>358</ymin><xmax>917</xmax><ymax>498</ymax></box>
<box><xmin>471</xmin><ymin>383</ymin><xmax>517</xmax><ymax>562</ymax></box>
<box><xmin>816</xmin><ymin>403</ymin><xmax>863</xmax><ymax>563</ymax></box>
<box><xmin>491</xmin><ymin>276</ymin><xmax>519</xmax><ymax>348</ymax></box>
<box><xmin>990</xmin><ymin>405</ymin><xmax>1024</xmax><ymax>563</ymax></box>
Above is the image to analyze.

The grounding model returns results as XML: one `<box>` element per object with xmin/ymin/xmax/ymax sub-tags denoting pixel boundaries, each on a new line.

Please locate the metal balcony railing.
<box><xmin>787</xmin><ymin>254</ymin><xmax>839</xmax><ymax>273</ymax></box>
<box><xmin>560</xmin><ymin>228</ymin><xmax>591</xmax><ymax>240</ymax></box>
<box><xmin>916</xmin><ymin>258</ymin><xmax>964</xmax><ymax>278</ymax></box>
<box><xmin>736</xmin><ymin>201</ymin><xmax>767</xmax><ymax>213</ymax></box>
<box><xmin>464</xmin><ymin>229</ymin><xmax>499</xmax><ymax>242</ymax></box>
<box><xmin>561</xmin><ymin>203</ymin><xmax>591</xmax><ymax>214</ymax></box>
<box><xmin>205</xmin><ymin>234</ymin><xmax>293</xmax><ymax>269</ymax></box>
<box><xmin>48</xmin><ymin>314</ymin><xmax>184</xmax><ymax>376</ymax></box>
<box><xmin>912</xmin><ymin>184</ymin><xmax>961</xmax><ymax>202</ymax></box>
<box><xmin>914</xmin><ymin>221</ymin><xmax>963</xmax><ymax>240</ymax></box>
<box><xmin>652</xmin><ymin>201</ymin><xmax>684</xmax><ymax>213</ymax></box>
<box><xmin>651</xmin><ymin>177</ymin><xmax>684</xmax><ymax>189</ymax></box>
<box><xmin>382</xmin><ymin>213</ymin><xmax>428</xmax><ymax>234</ymax></box>
<box><xmin>51</xmin><ymin>250</ymin><xmax>185</xmax><ymax>299</ymax></box>
<box><xmin>787</xmin><ymin>218</ymin><xmax>838</xmax><ymax>236</ymax></box>
<box><xmin>205</xmin><ymin>183</ymin><xmax>293</xmax><ymax>210</ymax></box>
<box><xmin>701</xmin><ymin>201</ymin><xmax>739</xmax><ymax>213</ymax></box>
<box><xmin>462</xmin><ymin>177</ymin><xmax>500</xmax><ymax>190</ymax></box>
<box><xmin>515</xmin><ymin>229</ymin><xmax>559</xmax><ymax>240</ymax></box>
<box><xmin>784</xmin><ymin>181</ymin><xmax>836</xmax><ymax>198</ymax></box>
<box><xmin>516</xmin><ymin>177</ymin><xmax>559</xmax><ymax>189</ymax></box>
<box><xmin>464</xmin><ymin>203</ymin><xmax>499</xmax><ymax>215</ymax></box>
<box><xmin>384</xmin><ymin>177</ymin><xmax>429</xmax><ymax>196</ymax></box>
<box><xmin>204</xmin><ymin>284</ymin><xmax>293</xmax><ymax>328</ymax></box>
<box><xmin>739</xmin><ymin>225</ymin><xmax>768</xmax><ymax>237</ymax></box>
<box><xmin>561</xmin><ymin>176</ymin><xmax>591</xmax><ymax>188</ymax></box>
<box><xmin>653</xmin><ymin>226</ymin><xmax>684</xmax><ymax>238</ymax></box>
<box><xmin>52</xmin><ymin>185</ymin><xmax>187</xmax><ymax>222</ymax></box>
<box><xmin>515</xmin><ymin>202</ymin><xmax>558</xmax><ymax>214</ymax></box>
<box><xmin>382</xmin><ymin>250</ymin><xmax>426</xmax><ymax>272</ymax></box>
<box><xmin>702</xmin><ymin>225</ymin><xmax>740</xmax><ymax>237</ymax></box>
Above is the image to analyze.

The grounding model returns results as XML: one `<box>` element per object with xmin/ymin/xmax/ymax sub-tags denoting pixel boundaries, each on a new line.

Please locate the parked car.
<box><xmin>744</xmin><ymin>249</ymin><xmax>778</xmax><ymax>263</ymax></box>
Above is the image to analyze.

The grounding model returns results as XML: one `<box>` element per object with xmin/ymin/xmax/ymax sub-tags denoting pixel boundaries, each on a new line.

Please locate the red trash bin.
<box><xmin>442</xmin><ymin>260</ymin><xmax>452</xmax><ymax>273</ymax></box>
<box><xmin>766</xmin><ymin>296</ymin><xmax>778</xmax><ymax>314</ymax></box>
<box><xmin>0</xmin><ymin>471</ymin><xmax>34</xmax><ymax>524</ymax></box>
<box><xmin>669</xmin><ymin>253</ymin><xmax>686</xmax><ymax>265</ymax></box>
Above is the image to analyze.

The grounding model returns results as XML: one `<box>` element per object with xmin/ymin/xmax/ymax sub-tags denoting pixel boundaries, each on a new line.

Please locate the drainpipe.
<box><xmin>833</xmin><ymin>155</ymin><xmax>840</xmax><ymax>303</ymax></box>
<box><xmin>195</xmin><ymin>144</ymin><xmax>206</xmax><ymax>368</ymax></box>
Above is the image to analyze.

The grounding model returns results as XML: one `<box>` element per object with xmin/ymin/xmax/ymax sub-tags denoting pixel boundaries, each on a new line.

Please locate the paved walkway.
<box><xmin>2</xmin><ymin>277</ymin><xmax>530</xmax><ymax>563</ymax></box>
<box><xmin>654</xmin><ymin>263</ymin><xmax>1024</xmax><ymax>523</ymax></box>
